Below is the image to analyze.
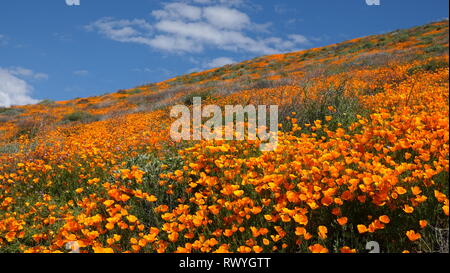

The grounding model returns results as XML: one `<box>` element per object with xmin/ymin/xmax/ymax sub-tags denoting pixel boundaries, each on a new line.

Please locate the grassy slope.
<box><xmin>1</xmin><ymin>20</ymin><xmax>448</xmax><ymax>142</ymax></box>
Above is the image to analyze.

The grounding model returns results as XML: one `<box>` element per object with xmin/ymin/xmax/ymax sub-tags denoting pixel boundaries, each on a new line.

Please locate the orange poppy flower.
<box><xmin>357</xmin><ymin>225</ymin><xmax>368</xmax><ymax>234</ymax></box>
<box><xmin>406</xmin><ymin>230</ymin><xmax>421</xmax><ymax>241</ymax></box>
<box><xmin>379</xmin><ymin>215</ymin><xmax>390</xmax><ymax>224</ymax></box>
<box><xmin>337</xmin><ymin>217</ymin><xmax>348</xmax><ymax>226</ymax></box>
<box><xmin>419</xmin><ymin>220</ymin><xmax>427</xmax><ymax>229</ymax></box>
<box><xmin>309</xmin><ymin>244</ymin><xmax>329</xmax><ymax>253</ymax></box>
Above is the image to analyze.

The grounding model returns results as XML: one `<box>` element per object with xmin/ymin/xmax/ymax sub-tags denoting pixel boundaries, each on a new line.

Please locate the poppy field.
<box><xmin>0</xmin><ymin>20</ymin><xmax>448</xmax><ymax>253</ymax></box>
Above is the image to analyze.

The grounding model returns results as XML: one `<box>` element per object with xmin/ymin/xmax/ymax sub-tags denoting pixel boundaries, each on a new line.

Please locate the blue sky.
<box><xmin>0</xmin><ymin>0</ymin><xmax>448</xmax><ymax>106</ymax></box>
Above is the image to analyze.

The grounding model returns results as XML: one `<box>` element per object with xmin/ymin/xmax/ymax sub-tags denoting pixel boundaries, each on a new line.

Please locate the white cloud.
<box><xmin>85</xmin><ymin>18</ymin><xmax>153</xmax><ymax>46</ymax></box>
<box><xmin>203</xmin><ymin>6</ymin><xmax>250</xmax><ymax>29</ymax></box>
<box><xmin>0</xmin><ymin>68</ymin><xmax>39</xmax><ymax>107</ymax></box>
<box><xmin>189</xmin><ymin>56</ymin><xmax>235</xmax><ymax>72</ymax></box>
<box><xmin>289</xmin><ymin>34</ymin><xmax>309</xmax><ymax>45</ymax></box>
<box><xmin>0</xmin><ymin>34</ymin><xmax>7</xmax><ymax>46</ymax></box>
<box><xmin>133</xmin><ymin>67</ymin><xmax>173</xmax><ymax>77</ymax></box>
<box><xmin>149</xmin><ymin>34</ymin><xmax>199</xmax><ymax>52</ymax></box>
<box><xmin>53</xmin><ymin>32</ymin><xmax>73</xmax><ymax>42</ymax></box>
<box><xmin>152</xmin><ymin>3</ymin><xmax>202</xmax><ymax>21</ymax></box>
<box><xmin>190</xmin><ymin>0</ymin><xmax>245</xmax><ymax>7</ymax></box>
<box><xmin>73</xmin><ymin>70</ymin><xmax>89</xmax><ymax>76</ymax></box>
<box><xmin>7</xmin><ymin>67</ymin><xmax>49</xmax><ymax>80</ymax></box>
<box><xmin>191</xmin><ymin>0</ymin><xmax>213</xmax><ymax>4</ymax></box>
<box><xmin>274</xmin><ymin>4</ymin><xmax>297</xmax><ymax>15</ymax></box>
<box><xmin>206</xmin><ymin>57</ymin><xmax>235</xmax><ymax>68</ymax></box>
<box><xmin>86</xmin><ymin>2</ymin><xmax>310</xmax><ymax>55</ymax></box>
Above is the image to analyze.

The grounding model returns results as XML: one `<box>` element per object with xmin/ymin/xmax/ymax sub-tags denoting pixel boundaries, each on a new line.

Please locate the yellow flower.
<box><xmin>233</xmin><ymin>190</ymin><xmax>244</xmax><ymax>197</ymax></box>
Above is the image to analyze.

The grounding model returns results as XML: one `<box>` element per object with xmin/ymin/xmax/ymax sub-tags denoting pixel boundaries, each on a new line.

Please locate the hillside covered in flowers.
<box><xmin>0</xmin><ymin>20</ymin><xmax>448</xmax><ymax>253</ymax></box>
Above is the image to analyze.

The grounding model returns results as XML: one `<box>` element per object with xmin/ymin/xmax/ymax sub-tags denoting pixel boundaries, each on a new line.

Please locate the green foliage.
<box><xmin>38</xmin><ymin>99</ymin><xmax>56</xmax><ymax>106</ymax></box>
<box><xmin>251</xmin><ymin>78</ymin><xmax>275</xmax><ymax>89</ymax></box>
<box><xmin>424</xmin><ymin>44</ymin><xmax>448</xmax><ymax>54</ymax></box>
<box><xmin>182</xmin><ymin>90</ymin><xmax>214</xmax><ymax>105</ymax></box>
<box><xmin>0</xmin><ymin>108</ymin><xmax>24</xmax><ymax>116</ymax></box>
<box><xmin>62</xmin><ymin>111</ymin><xmax>100</xmax><ymax>123</ymax></box>
<box><xmin>76</xmin><ymin>99</ymin><xmax>90</xmax><ymax>104</ymax></box>
<box><xmin>407</xmin><ymin>59</ymin><xmax>449</xmax><ymax>75</ymax></box>
<box><xmin>0</xmin><ymin>143</ymin><xmax>20</xmax><ymax>154</ymax></box>
<box><xmin>280</xmin><ymin>83</ymin><xmax>367</xmax><ymax>134</ymax></box>
<box><xmin>126</xmin><ymin>89</ymin><xmax>143</xmax><ymax>95</ymax></box>
<box><xmin>123</xmin><ymin>153</ymin><xmax>185</xmax><ymax>227</ymax></box>
<box><xmin>14</xmin><ymin>118</ymin><xmax>41</xmax><ymax>138</ymax></box>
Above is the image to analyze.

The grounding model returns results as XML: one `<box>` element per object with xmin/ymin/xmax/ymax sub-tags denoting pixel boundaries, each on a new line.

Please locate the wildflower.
<box><xmin>403</xmin><ymin>205</ymin><xmax>414</xmax><ymax>214</ymax></box>
<box><xmin>419</xmin><ymin>220</ymin><xmax>427</xmax><ymax>229</ymax></box>
<box><xmin>318</xmin><ymin>226</ymin><xmax>328</xmax><ymax>239</ymax></box>
<box><xmin>309</xmin><ymin>244</ymin><xmax>328</xmax><ymax>253</ymax></box>
<box><xmin>93</xmin><ymin>247</ymin><xmax>114</xmax><ymax>253</ymax></box>
<box><xmin>340</xmin><ymin>246</ymin><xmax>357</xmax><ymax>253</ymax></box>
<box><xmin>406</xmin><ymin>230</ymin><xmax>421</xmax><ymax>241</ymax></box>
<box><xmin>337</xmin><ymin>217</ymin><xmax>348</xmax><ymax>226</ymax></box>
<box><xmin>357</xmin><ymin>225</ymin><xmax>368</xmax><ymax>234</ymax></box>
<box><xmin>379</xmin><ymin>215</ymin><xmax>390</xmax><ymax>224</ymax></box>
<box><xmin>233</xmin><ymin>190</ymin><xmax>244</xmax><ymax>197</ymax></box>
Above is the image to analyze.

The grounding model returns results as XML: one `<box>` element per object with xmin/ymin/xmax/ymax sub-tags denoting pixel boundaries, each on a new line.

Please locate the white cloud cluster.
<box><xmin>188</xmin><ymin>56</ymin><xmax>235</xmax><ymax>73</ymax></box>
<box><xmin>85</xmin><ymin>18</ymin><xmax>154</xmax><ymax>45</ymax></box>
<box><xmin>190</xmin><ymin>0</ymin><xmax>245</xmax><ymax>7</ymax></box>
<box><xmin>205</xmin><ymin>57</ymin><xmax>235</xmax><ymax>68</ymax></box>
<box><xmin>0</xmin><ymin>69</ymin><xmax>38</xmax><ymax>107</ymax></box>
<box><xmin>0</xmin><ymin>34</ymin><xmax>8</xmax><ymax>46</ymax></box>
<box><xmin>7</xmin><ymin>67</ymin><xmax>48</xmax><ymax>80</ymax></box>
<box><xmin>152</xmin><ymin>3</ymin><xmax>202</xmax><ymax>21</ymax></box>
<box><xmin>86</xmin><ymin>1</ymin><xmax>309</xmax><ymax>55</ymax></box>
<box><xmin>202</xmin><ymin>6</ymin><xmax>250</xmax><ymax>29</ymax></box>
<box><xmin>73</xmin><ymin>70</ymin><xmax>89</xmax><ymax>76</ymax></box>
<box><xmin>0</xmin><ymin>67</ymin><xmax>46</xmax><ymax>107</ymax></box>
